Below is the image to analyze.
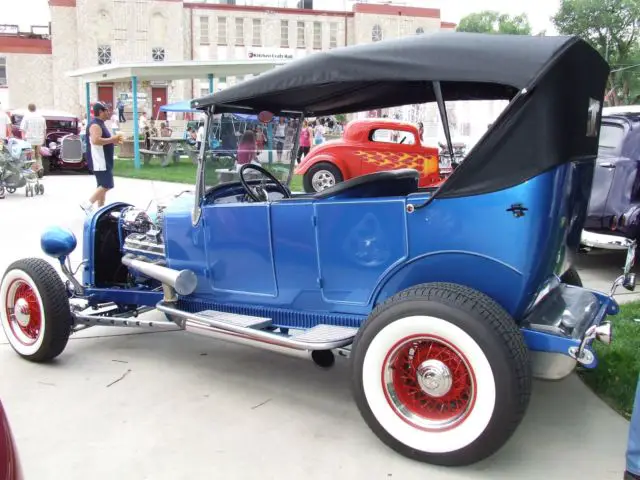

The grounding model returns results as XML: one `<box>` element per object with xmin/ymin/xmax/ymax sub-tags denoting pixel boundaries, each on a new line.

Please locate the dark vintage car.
<box><xmin>10</xmin><ymin>108</ymin><xmax>86</xmax><ymax>175</ymax></box>
<box><xmin>0</xmin><ymin>400</ymin><xmax>23</xmax><ymax>480</ymax></box>
<box><xmin>582</xmin><ymin>106</ymin><xmax>640</xmax><ymax>253</ymax></box>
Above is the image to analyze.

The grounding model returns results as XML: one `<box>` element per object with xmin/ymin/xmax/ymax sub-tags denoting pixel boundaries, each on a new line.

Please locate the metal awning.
<box><xmin>66</xmin><ymin>59</ymin><xmax>284</xmax><ymax>83</ymax></box>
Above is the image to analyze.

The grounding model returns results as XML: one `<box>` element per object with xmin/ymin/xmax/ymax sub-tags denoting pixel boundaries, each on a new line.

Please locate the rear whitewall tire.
<box><xmin>362</xmin><ymin>315</ymin><xmax>496</xmax><ymax>455</ymax></box>
<box><xmin>351</xmin><ymin>282</ymin><xmax>532</xmax><ymax>466</ymax></box>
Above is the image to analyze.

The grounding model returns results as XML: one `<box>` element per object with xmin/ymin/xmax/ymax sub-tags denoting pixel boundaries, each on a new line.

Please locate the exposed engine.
<box><xmin>119</xmin><ymin>206</ymin><xmax>166</xmax><ymax>259</ymax></box>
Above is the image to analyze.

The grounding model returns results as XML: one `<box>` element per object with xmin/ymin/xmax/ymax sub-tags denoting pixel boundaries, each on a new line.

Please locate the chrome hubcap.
<box><xmin>311</xmin><ymin>170</ymin><xmax>336</xmax><ymax>191</ymax></box>
<box><xmin>416</xmin><ymin>359</ymin><xmax>452</xmax><ymax>398</ymax></box>
<box><xmin>13</xmin><ymin>298</ymin><xmax>31</xmax><ymax>327</ymax></box>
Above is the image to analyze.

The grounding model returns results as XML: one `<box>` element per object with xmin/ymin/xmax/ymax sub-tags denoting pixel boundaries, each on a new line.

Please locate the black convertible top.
<box><xmin>193</xmin><ymin>32</ymin><xmax>610</xmax><ymax>198</ymax></box>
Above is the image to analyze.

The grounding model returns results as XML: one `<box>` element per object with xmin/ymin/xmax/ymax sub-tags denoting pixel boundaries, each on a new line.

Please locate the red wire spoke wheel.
<box><xmin>382</xmin><ymin>335</ymin><xmax>476</xmax><ymax>431</ymax></box>
<box><xmin>5</xmin><ymin>280</ymin><xmax>42</xmax><ymax>346</ymax></box>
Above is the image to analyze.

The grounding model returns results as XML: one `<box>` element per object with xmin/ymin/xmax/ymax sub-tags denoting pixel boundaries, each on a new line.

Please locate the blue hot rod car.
<box><xmin>0</xmin><ymin>33</ymin><xmax>634</xmax><ymax>467</ymax></box>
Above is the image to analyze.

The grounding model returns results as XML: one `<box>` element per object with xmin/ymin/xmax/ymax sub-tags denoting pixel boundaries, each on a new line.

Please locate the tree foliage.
<box><xmin>456</xmin><ymin>11</ymin><xmax>532</xmax><ymax>35</ymax></box>
<box><xmin>552</xmin><ymin>0</ymin><xmax>640</xmax><ymax>104</ymax></box>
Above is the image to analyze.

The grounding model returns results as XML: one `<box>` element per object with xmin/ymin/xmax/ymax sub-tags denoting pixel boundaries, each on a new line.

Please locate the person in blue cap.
<box><xmin>80</xmin><ymin>102</ymin><xmax>123</xmax><ymax>214</ymax></box>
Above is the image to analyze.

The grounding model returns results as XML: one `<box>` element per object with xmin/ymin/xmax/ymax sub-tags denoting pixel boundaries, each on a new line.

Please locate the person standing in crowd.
<box><xmin>138</xmin><ymin>112</ymin><xmax>148</xmax><ymax>135</ymax></box>
<box><xmin>19</xmin><ymin>103</ymin><xmax>46</xmax><ymax>174</ymax></box>
<box><xmin>313</xmin><ymin>120</ymin><xmax>325</xmax><ymax>146</ymax></box>
<box><xmin>274</xmin><ymin>116</ymin><xmax>287</xmax><ymax>162</ymax></box>
<box><xmin>236</xmin><ymin>129</ymin><xmax>259</xmax><ymax>171</ymax></box>
<box><xmin>625</xmin><ymin>377</ymin><xmax>640</xmax><ymax>479</ymax></box>
<box><xmin>297</xmin><ymin>119</ymin><xmax>312</xmax><ymax>163</ymax></box>
<box><xmin>117</xmin><ymin>98</ymin><xmax>126</xmax><ymax>123</ymax></box>
<box><xmin>108</xmin><ymin>110</ymin><xmax>119</xmax><ymax>135</ymax></box>
<box><xmin>417</xmin><ymin>122</ymin><xmax>424</xmax><ymax>142</ymax></box>
<box><xmin>81</xmin><ymin>102</ymin><xmax>123</xmax><ymax>214</ymax></box>
<box><xmin>0</xmin><ymin>102</ymin><xmax>11</xmax><ymax>140</ymax></box>
<box><xmin>196</xmin><ymin>122</ymin><xmax>205</xmax><ymax>151</ymax></box>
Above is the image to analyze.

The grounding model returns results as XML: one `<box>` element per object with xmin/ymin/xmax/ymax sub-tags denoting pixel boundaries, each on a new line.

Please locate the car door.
<box><xmin>201</xmin><ymin>201</ymin><xmax>278</xmax><ymax>297</ymax></box>
<box><xmin>359</xmin><ymin>127</ymin><xmax>412</xmax><ymax>176</ymax></box>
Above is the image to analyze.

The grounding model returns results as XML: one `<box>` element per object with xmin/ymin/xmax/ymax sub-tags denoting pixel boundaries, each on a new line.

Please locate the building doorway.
<box><xmin>97</xmin><ymin>84</ymin><xmax>114</xmax><ymax>110</ymax></box>
<box><xmin>151</xmin><ymin>86</ymin><xmax>167</xmax><ymax>121</ymax></box>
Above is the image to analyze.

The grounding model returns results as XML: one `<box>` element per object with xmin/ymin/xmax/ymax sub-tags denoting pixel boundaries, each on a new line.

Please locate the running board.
<box><xmin>157</xmin><ymin>301</ymin><xmax>359</xmax><ymax>353</ymax></box>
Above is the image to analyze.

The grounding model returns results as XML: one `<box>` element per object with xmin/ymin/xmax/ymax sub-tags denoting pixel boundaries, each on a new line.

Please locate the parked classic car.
<box><xmin>295</xmin><ymin>118</ymin><xmax>442</xmax><ymax>193</ymax></box>
<box><xmin>10</xmin><ymin>109</ymin><xmax>85</xmax><ymax>175</ymax></box>
<box><xmin>0</xmin><ymin>400</ymin><xmax>24</xmax><ymax>480</ymax></box>
<box><xmin>581</xmin><ymin>105</ymin><xmax>640</xmax><ymax>253</ymax></box>
<box><xmin>0</xmin><ymin>33</ymin><xmax>628</xmax><ymax>468</ymax></box>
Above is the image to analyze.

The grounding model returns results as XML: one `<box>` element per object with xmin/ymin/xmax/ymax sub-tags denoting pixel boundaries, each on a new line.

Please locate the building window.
<box><xmin>416</xmin><ymin>27</ymin><xmax>425</xmax><ymax>34</ymax></box>
<box><xmin>200</xmin><ymin>16</ymin><xmax>209</xmax><ymax>45</ymax></box>
<box><xmin>217</xmin><ymin>17</ymin><xmax>227</xmax><ymax>45</ymax></box>
<box><xmin>280</xmin><ymin>20</ymin><xmax>289</xmax><ymax>48</ymax></box>
<box><xmin>252</xmin><ymin>18</ymin><xmax>261</xmax><ymax>47</ymax></box>
<box><xmin>235</xmin><ymin>18</ymin><xmax>244</xmax><ymax>46</ymax></box>
<box><xmin>372</xmin><ymin>24</ymin><xmax>383</xmax><ymax>42</ymax></box>
<box><xmin>329</xmin><ymin>22</ymin><xmax>337</xmax><ymax>48</ymax></box>
<box><xmin>0</xmin><ymin>57</ymin><xmax>6</xmax><ymax>86</ymax></box>
<box><xmin>297</xmin><ymin>21</ymin><xmax>305</xmax><ymax>48</ymax></box>
<box><xmin>97</xmin><ymin>45</ymin><xmax>112</xmax><ymax>65</ymax></box>
<box><xmin>313</xmin><ymin>22</ymin><xmax>321</xmax><ymax>49</ymax></box>
<box><xmin>152</xmin><ymin>47</ymin><xmax>165</xmax><ymax>62</ymax></box>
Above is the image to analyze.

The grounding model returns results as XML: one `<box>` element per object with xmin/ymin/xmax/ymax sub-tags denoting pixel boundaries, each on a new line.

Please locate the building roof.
<box><xmin>66</xmin><ymin>60</ymin><xmax>284</xmax><ymax>83</ymax></box>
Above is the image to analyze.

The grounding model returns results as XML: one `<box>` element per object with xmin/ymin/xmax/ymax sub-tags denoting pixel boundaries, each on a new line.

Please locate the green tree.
<box><xmin>456</xmin><ymin>11</ymin><xmax>532</xmax><ymax>35</ymax></box>
<box><xmin>552</xmin><ymin>0</ymin><xmax>640</xmax><ymax>105</ymax></box>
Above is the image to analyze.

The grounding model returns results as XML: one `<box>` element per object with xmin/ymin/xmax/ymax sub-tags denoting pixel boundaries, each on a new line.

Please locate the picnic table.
<box><xmin>140</xmin><ymin>137</ymin><xmax>198</xmax><ymax>167</ymax></box>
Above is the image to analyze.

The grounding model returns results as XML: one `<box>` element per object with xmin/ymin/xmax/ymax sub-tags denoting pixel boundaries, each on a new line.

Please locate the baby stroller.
<box><xmin>0</xmin><ymin>138</ymin><xmax>44</xmax><ymax>199</ymax></box>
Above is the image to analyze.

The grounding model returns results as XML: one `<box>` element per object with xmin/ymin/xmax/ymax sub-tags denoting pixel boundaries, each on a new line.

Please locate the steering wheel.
<box><xmin>239</xmin><ymin>163</ymin><xmax>291</xmax><ymax>202</ymax></box>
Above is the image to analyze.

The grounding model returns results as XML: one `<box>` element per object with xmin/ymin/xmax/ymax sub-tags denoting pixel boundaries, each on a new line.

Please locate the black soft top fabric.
<box><xmin>192</xmin><ymin>32</ymin><xmax>610</xmax><ymax>198</ymax></box>
<box><xmin>194</xmin><ymin>32</ymin><xmax>578</xmax><ymax>115</ymax></box>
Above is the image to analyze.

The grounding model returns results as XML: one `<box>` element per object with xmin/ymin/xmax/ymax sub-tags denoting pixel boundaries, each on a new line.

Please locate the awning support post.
<box><xmin>208</xmin><ymin>74</ymin><xmax>214</xmax><ymax>94</ymax></box>
<box><xmin>132</xmin><ymin>75</ymin><xmax>140</xmax><ymax>169</ymax></box>
<box><xmin>85</xmin><ymin>82</ymin><xmax>90</xmax><ymax>125</ymax></box>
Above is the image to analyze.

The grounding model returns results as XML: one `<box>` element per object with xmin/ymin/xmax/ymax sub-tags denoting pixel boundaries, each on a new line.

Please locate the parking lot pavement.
<box><xmin>0</xmin><ymin>175</ymin><xmax>632</xmax><ymax>479</ymax></box>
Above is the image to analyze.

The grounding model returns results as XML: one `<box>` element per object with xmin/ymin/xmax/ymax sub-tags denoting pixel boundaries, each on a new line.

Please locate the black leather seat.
<box><xmin>312</xmin><ymin>168</ymin><xmax>420</xmax><ymax>199</ymax></box>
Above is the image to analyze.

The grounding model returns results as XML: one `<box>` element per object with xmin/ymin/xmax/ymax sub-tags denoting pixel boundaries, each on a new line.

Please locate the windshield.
<box><xmin>202</xmin><ymin>112</ymin><xmax>304</xmax><ymax>191</ymax></box>
<box><xmin>599</xmin><ymin>123</ymin><xmax>625</xmax><ymax>151</ymax></box>
<box><xmin>47</xmin><ymin>119</ymin><xmax>77</xmax><ymax>130</ymax></box>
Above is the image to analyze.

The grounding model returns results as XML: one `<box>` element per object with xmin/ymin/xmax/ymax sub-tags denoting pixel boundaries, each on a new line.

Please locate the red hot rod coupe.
<box><xmin>0</xmin><ymin>33</ymin><xmax>629</xmax><ymax>468</ymax></box>
<box><xmin>295</xmin><ymin>118</ymin><xmax>442</xmax><ymax>193</ymax></box>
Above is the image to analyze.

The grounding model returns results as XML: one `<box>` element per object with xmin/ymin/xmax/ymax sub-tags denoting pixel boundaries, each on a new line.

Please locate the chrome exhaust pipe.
<box><xmin>122</xmin><ymin>255</ymin><xmax>197</xmax><ymax>296</ymax></box>
<box><xmin>184</xmin><ymin>319</ymin><xmax>313</xmax><ymax>361</ymax></box>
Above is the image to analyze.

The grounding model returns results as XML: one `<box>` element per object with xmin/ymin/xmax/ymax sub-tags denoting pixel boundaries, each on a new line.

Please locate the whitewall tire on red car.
<box><xmin>0</xmin><ymin>258</ymin><xmax>72</xmax><ymax>362</ymax></box>
<box><xmin>351</xmin><ymin>283</ymin><xmax>532</xmax><ymax>466</ymax></box>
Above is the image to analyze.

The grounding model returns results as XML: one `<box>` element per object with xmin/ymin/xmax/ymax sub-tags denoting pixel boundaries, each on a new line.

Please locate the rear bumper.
<box><xmin>581</xmin><ymin>229</ymin><xmax>633</xmax><ymax>250</ymax></box>
<box><xmin>520</xmin><ymin>282</ymin><xmax>618</xmax><ymax>380</ymax></box>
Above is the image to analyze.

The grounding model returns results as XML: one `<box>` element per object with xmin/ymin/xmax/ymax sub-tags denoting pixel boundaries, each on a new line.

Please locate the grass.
<box><xmin>579</xmin><ymin>301</ymin><xmax>640</xmax><ymax>419</ymax></box>
<box><xmin>113</xmin><ymin>156</ymin><xmax>304</xmax><ymax>192</ymax></box>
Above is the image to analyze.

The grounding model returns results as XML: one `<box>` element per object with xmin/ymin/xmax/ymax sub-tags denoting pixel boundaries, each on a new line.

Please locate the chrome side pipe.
<box><xmin>121</xmin><ymin>254</ymin><xmax>197</xmax><ymax>297</ymax></box>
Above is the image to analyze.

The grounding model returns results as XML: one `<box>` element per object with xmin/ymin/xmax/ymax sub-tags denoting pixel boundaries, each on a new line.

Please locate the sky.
<box><xmin>6</xmin><ymin>0</ymin><xmax>560</xmax><ymax>35</ymax></box>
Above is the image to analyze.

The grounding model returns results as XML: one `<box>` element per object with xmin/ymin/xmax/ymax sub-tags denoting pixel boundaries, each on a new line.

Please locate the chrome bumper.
<box><xmin>581</xmin><ymin>230</ymin><xmax>634</xmax><ymax>250</ymax></box>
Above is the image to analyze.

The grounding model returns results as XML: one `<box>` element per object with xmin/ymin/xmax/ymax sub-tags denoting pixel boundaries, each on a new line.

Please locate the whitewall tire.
<box><xmin>0</xmin><ymin>258</ymin><xmax>72</xmax><ymax>362</ymax></box>
<box><xmin>351</xmin><ymin>283</ymin><xmax>531</xmax><ymax>466</ymax></box>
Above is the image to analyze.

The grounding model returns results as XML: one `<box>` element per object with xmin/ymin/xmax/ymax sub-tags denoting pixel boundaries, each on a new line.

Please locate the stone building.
<box><xmin>0</xmin><ymin>0</ymin><xmax>455</xmax><ymax>118</ymax></box>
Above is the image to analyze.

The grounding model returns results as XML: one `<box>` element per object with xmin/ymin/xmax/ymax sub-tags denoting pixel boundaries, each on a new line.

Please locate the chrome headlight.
<box><xmin>49</xmin><ymin>142</ymin><xmax>57</xmax><ymax>149</ymax></box>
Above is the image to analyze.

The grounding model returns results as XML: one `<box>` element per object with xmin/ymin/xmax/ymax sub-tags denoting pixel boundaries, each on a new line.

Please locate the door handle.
<box><xmin>599</xmin><ymin>162</ymin><xmax>616</xmax><ymax>168</ymax></box>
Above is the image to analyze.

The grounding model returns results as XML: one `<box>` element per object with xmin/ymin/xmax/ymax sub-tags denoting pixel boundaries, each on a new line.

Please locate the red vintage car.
<box><xmin>295</xmin><ymin>118</ymin><xmax>442</xmax><ymax>193</ymax></box>
<box><xmin>10</xmin><ymin>109</ymin><xmax>85</xmax><ymax>175</ymax></box>
<box><xmin>0</xmin><ymin>400</ymin><xmax>23</xmax><ymax>480</ymax></box>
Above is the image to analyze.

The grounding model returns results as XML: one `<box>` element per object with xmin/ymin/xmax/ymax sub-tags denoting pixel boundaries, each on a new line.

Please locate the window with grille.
<box><xmin>252</xmin><ymin>19</ymin><xmax>261</xmax><ymax>47</ymax></box>
<box><xmin>329</xmin><ymin>22</ymin><xmax>337</xmax><ymax>48</ymax></box>
<box><xmin>217</xmin><ymin>17</ymin><xmax>227</xmax><ymax>45</ymax></box>
<box><xmin>280</xmin><ymin>20</ymin><xmax>289</xmax><ymax>48</ymax></box>
<box><xmin>313</xmin><ymin>22</ymin><xmax>321</xmax><ymax>49</ymax></box>
<box><xmin>0</xmin><ymin>57</ymin><xmax>6</xmax><ymax>86</ymax></box>
<box><xmin>297</xmin><ymin>21</ymin><xmax>305</xmax><ymax>48</ymax></box>
<box><xmin>152</xmin><ymin>47</ymin><xmax>165</xmax><ymax>62</ymax></box>
<box><xmin>97</xmin><ymin>45</ymin><xmax>112</xmax><ymax>65</ymax></box>
<box><xmin>235</xmin><ymin>18</ymin><xmax>244</xmax><ymax>46</ymax></box>
<box><xmin>200</xmin><ymin>17</ymin><xmax>209</xmax><ymax>45</ymax></box>
<box><xmin>372</xmin><ymin>24</ymin><xmax>383</xmax><ymax>42</ymax></box>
